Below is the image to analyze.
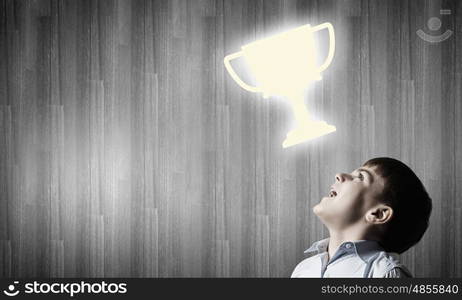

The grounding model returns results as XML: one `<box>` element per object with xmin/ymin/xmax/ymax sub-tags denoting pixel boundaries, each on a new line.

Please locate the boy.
<box><xmin>291</xmin><ymin>157</ymin><xmax>432</xmax><ymax>278</ymax></box>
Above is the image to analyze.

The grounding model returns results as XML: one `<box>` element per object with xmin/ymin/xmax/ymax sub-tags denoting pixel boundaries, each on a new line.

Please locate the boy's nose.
<box><xmin>335</xmin><ymin>173</ymin><xmax>350</xmax><ymax>182</ymax></box>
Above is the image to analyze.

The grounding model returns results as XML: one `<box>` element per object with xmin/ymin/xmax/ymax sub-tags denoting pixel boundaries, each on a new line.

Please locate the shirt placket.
<box><xmin>320</xmin><ymin>242</ymin><xmax>355</xmax><ymax>277</ymax></box>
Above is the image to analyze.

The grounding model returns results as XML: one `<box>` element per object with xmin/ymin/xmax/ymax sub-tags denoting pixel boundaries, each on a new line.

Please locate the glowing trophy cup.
<box><xmin>224</xmin><ymin>23</ymin><xmax>336</xmax><ymax>148</ymax></box>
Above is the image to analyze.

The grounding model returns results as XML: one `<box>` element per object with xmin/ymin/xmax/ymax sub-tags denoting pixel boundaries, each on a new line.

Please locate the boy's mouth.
<box><xmin>328</xmin><ymin>188</ymin><xmax>337</xmax><ymax>198</ymax></box>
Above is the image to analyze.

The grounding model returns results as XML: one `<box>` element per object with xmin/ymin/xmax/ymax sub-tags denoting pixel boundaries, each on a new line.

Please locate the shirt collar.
<box><xmin>304</xmin><ymin>237</ymin><xmax>330</xmax><ymax>254</ymax></box>
<box><xmin>304</xmin><ymin>237</ymin><xmax>385</xmax><ymax>263</ymax></box>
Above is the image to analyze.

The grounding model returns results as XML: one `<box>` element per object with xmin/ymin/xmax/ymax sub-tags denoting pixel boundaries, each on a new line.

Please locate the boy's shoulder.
<box><xmin>369</xmin><ymin>251</ymin><xmax>413</xmax><ymax>277</ymax></box>
<box><xmin>291</xmin><ymin>253</ymin><xmax>325</xmax><ymax>277</ymax></box>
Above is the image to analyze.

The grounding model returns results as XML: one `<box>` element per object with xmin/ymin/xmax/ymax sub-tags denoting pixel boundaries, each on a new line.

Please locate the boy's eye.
<box><xmin>357</xmin><ymin>172</ymin><xmax>364</xmax><ymax>180</ymax></box>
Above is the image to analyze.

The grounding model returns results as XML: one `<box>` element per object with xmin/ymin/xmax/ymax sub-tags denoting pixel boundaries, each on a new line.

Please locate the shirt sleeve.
<box><xmin>383</xmin><ymin>267</ymin><xmax>412</xmax><ymax>278</ymax></box>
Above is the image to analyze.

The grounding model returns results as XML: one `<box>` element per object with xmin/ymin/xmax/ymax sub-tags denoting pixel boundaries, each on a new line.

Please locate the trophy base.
<box><xmin>282</xmin><ymin>121</ymin><xmax>336</xmax><ymax>148</ymax></box>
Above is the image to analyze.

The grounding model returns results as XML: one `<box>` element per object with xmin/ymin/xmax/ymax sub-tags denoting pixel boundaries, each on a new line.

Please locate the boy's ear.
<box><xmin>365</xmin><ymin>205</ymin><xmax>393</xmax><ymax>224</ymax></box>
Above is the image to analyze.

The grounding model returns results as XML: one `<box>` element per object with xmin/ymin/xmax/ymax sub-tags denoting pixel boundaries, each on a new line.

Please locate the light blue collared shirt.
<box><xmin>291</xmin><ymin>238</ymin><xmax>413</xmax><ymax>278</ymax></box>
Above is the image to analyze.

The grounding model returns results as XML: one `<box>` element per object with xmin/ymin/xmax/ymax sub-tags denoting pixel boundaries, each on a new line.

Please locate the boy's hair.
<box><xmin>363</xmin><ymin>157</ymin><xmax>432</xmax><ymax>254</ymax></box>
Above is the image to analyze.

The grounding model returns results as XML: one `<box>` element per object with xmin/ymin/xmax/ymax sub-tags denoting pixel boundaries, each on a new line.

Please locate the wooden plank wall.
<box><xmin>0</xmin><ymin>0</ymin><xmax>461</xmax><ymax>277</ymax></box>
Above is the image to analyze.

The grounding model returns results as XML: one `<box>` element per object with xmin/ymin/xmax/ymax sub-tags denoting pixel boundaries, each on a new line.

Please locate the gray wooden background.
<box><xmin>0</xmin><ymin>0</ymin><xmax>461</xmax><ymax>277</ymax></box>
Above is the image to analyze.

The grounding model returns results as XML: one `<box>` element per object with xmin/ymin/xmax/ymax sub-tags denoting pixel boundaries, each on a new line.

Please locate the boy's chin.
<box><xmin>312</xmin><ymin>200</ymin><xmax>326</xmax><ymax>216</ymax></box>
<box><xmin>313</xmin><ymin>197</ymin><xmax>333</xmax><ymax>218</ymax></box>
<box><xmin>312</xmin><ymin>205</ymin><xmax>331</xmax><ymax>227</ymax></box>
<box><xmin>312</xmin><ymin>204</ymin><xmax>321</xmax><ymax>216</ymax></box>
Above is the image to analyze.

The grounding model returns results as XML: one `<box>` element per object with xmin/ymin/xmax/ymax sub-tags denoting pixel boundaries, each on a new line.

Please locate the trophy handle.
<box><xmin>224</xmin><ymin>51</ymin><xmax>261</xmax><ymax>93</ymax></box>
<box><xmin>312</xmin><ymin>22</ymin><xmax>335</xmax><ymax>73</ymax></box>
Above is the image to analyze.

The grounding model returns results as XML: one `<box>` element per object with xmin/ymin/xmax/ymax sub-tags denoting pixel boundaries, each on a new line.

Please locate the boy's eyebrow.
<box><xmin>357</xmin><ymin>167</ymin><xmax>374</xmax><ymax>182</ymax></box>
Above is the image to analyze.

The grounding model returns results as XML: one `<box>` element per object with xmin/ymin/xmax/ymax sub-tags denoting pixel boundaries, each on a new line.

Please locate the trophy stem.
<box><xmin>282</xmin><ymin>92</ymin><xmax>336</xmax><ymax>148</ymax></box>
<box><xmin>286</xmin><ymin>93</ymin><xmax>312</xmax><ymax>126</ymax></box>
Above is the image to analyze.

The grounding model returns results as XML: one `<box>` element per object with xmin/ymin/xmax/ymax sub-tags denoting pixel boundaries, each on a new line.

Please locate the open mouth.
<box><xmin>328</xmin><ymin>189</ymin><xmax>337</xmax><ymax>198</ymax></box>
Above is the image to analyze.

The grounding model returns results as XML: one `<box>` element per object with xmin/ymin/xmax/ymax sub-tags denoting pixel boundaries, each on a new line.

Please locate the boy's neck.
<box><xmin>326</xmin><ymin>227</ymin><xmax>373</xmax><ymax>261</ymax></box>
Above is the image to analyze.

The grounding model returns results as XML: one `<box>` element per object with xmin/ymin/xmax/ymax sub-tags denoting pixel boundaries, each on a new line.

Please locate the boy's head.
<box><xmin>313</xmin><ymin>157</ymin><xmax>432</xmax><ymax>254</ymax></box>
